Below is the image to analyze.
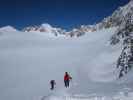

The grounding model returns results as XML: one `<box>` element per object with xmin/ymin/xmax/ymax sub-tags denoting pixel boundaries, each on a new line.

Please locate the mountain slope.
<box><xmin>96</xmin><ymin>0</ymin><xmax>133</xmax><ymax>30</ymax></box>
<box><xmin>0</xmin><ymin>27</ymin><xmax>133</xmax><ymax>100</ymax></box>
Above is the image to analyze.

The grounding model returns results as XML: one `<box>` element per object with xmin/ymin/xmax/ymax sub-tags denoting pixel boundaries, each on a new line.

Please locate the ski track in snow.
<box><xmin>42</xmin><ymin>87</ymin><xmax>133</xmax><ymax>100</ymax></box>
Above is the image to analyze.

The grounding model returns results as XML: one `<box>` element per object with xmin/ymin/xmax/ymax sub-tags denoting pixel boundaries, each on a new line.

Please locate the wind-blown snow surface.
<box><xmin>0</xmin><ymin>28</ymin><xmax>133</xmax><ymax>100</ymax></box>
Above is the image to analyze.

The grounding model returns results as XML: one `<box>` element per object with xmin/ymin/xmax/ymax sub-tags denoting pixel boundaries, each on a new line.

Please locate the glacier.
<box><xmin>0</xmin><ymin>27</ymin><xmax>133</xmax><ymax>100</ymax></box>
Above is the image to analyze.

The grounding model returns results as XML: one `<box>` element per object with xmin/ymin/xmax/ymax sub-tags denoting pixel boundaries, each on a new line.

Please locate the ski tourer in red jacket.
<box><xmin>64</xmin><ymin>72</ymin><xmax>72</xmax><ymax>88</ymax></box>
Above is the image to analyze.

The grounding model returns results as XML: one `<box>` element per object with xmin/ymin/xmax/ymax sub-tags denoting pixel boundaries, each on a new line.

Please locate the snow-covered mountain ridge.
<box><xmin>0</xmin><ymin>26</ymin><xmax>17</xmax><ymax>32</ymax></box>
<box><xmin>22</xmin><ymin>23</ymin><xmax>66</xmax><ymax>37</ymax></box>
<box><xmin>20</xmin><ymin>0</ymin><xmax>133</xmax><ymax>37</ymax></box>
<box><xmin>0</xmin><ymin>1</ymin><xmax>133</xmax><ymax>38</ymax></box>
<box><xmin>22</xmin><ymin>23</ymin><xmax>96</xmax><ymax>37</ymax></box>
<box><xmin>108</xmin><ymin>0</ymin><xmax>133</xmax><ymax>78</ymax></box>
<box><xmin>96</xmin><ymin>0</ymin><xmax>133</xmax><ymax>30</ymax></box>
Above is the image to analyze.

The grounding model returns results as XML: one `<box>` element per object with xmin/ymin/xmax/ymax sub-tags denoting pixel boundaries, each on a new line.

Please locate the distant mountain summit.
<box><xmin>23</xmin><ymin>23</ymin><xmax>66</xmax><ymax>36</ymax></box>
<box><xmin>0</xmin><ymin>26</ymin><xmax>17</xmax><ymax>32</ymax></box>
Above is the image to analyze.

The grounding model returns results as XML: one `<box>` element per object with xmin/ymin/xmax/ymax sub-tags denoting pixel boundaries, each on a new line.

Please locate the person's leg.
<box><xmin>50</xmin><ymin>84</ymin><xmax>52</xmax><ymax>90</ymax></box>
<box><xmin>64</xmin><ymin>80</ymin><xmax>67</xmax><ymax>88</ymax></box>
<box><xmin>51</xmin><ymin>83</ymin><xmax>54</xmax><ymax>90</ymax></box>
<box><xmin>52</xmin><ymin>84</ymin><xmax>54</xmax><ymax>90</ymax></box>
<box><xmin>65</xmin><ymin>80</ymin><xmax>69</xmax><ymax>88</ymax></box>
<box><xmin>68</xmin><ymin>80</ymin><xmax>69</xmax><ymax>87</ymax></box>
<box><xmin>66</xmin><ymin>80</ymin><xmax>69</xmax><ymax>87</ymax></box>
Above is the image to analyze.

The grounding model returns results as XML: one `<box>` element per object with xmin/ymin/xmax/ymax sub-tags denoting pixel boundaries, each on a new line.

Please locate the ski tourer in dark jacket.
<box><xmin>50</xmin><ymin>80</ymin><xmax>56</xmax><ymax>90</ymax></box>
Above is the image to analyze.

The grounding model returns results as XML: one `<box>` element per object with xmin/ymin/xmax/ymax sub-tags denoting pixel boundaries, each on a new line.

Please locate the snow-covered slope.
<box><xmin>0</xmin><ymin>27</ymin><xmax>133</xmax><ymax>100</ymax></box>
<box><xmin>106</xmin><ymin>0</ymin><xmax>133</xmax><ymax>78</ymax></box>
<box><xmin>96</xmin><ymin>0</ymin><xmax>133</xmax><ymax>30</ymax></box>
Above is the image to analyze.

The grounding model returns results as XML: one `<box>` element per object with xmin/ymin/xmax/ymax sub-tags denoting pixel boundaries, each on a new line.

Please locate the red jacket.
<box><xmin>64</xmin><ymin>74</ymin><xmax>72</xmax><ymax>81</ymax></box>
